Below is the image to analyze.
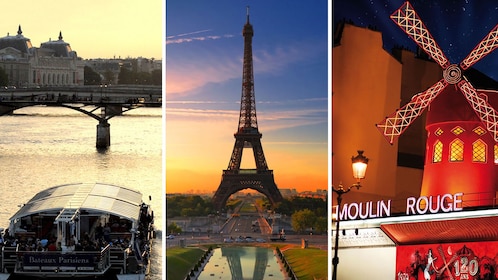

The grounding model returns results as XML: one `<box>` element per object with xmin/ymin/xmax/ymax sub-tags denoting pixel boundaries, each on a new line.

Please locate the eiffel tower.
<box><xmin>212</xmin><ymin>8</ymin><xmax>283</xmax><ymax>211</ymax></box>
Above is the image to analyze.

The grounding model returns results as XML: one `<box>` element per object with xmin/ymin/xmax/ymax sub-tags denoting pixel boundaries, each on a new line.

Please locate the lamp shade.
<box><xmin>351</xmin><ymin>150</ymin><xmax>368</xmax><ymax>180</ymax></box>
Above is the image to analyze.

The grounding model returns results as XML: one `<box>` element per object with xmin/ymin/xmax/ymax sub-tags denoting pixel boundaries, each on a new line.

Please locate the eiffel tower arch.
<box><xmin>212</xmin><ymin>8</ymin><xmax>283</xmax><ymax>211</ymax></box>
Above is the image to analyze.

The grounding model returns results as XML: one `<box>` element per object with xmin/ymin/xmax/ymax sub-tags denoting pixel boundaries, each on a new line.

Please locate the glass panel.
<box><xmin>494</xmin><ymin>144</ymin><xmax>498</xmax><ymax>164</ymax></box>
<box><xmin>472</xmin><ymin>140</ymin><xmax>486</xmax><ymax>163</ymax></box>
<box><xmin>433</xmin><ymin>141</ymin><xmax>443</xmax><ymax>163</ymax></box>
<box><xmin>450</xmin><ymin>139</ymin><xmax>464</xmax><ymax>162</ymax></box>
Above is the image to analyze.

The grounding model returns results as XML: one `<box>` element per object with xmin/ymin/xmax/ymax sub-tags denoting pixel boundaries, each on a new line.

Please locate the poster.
<box><xmin>397</xmin><ymin>241</ymin><xmax>498</xmax><ymax>280</ymax></box>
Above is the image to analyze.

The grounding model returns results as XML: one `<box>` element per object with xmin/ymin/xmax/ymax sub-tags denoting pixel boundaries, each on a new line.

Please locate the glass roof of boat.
<box><xmin>9</xmin><ymin>183</ymin><xmax>144</xmax><ymax>223</ymax></box>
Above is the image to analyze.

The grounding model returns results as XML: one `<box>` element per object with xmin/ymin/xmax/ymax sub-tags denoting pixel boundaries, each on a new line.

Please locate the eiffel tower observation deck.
<box><xmin>212</xmin><ymin>7</ymin><xmax>283</xmax><ymax>211</ymax></box>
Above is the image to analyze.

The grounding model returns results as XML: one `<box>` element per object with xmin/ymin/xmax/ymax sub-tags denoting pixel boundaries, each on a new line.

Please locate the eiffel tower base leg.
<box><xmin>213</xmin><ymin>172</ymin><xmax>283</xmax><ymax>211</ymax></box>
<box><xmin>96</xmin><ymin>121</ymin><xmax>110</xmax><ymax>149</ymax></box>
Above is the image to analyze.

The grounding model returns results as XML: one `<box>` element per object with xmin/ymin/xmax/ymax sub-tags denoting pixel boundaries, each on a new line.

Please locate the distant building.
<box><xmin>278</xmin><ymin>188</ymin><xmax>327</xmax><ymax>200</ymax></box>
<box><xmin>0</xmin><ymin>25</ymin><xmax>84</xmax><ymax>87</ymax></box>
<box><xmin>296</xmin><ymin>190</ymin><xmax>327</xmax><ymax>200</ymax></box>
<box><xmin>278</xmin><ymin>189</ymin><xmax>298</xmax><ymax>198</ymax></box>
<box><xmin>85</xmin><ymin>57</ymin><xmax>162</xmax><ymax>85</ymax></box>
<box><xmin>333</xmin><ymin>22</ymin><xmax>429</xmax><ymax>206</ymax></box>
<box><xmin>333</xmin><ymin>21</ymin><xmax>498</xmax><ymax>208</ymax></box>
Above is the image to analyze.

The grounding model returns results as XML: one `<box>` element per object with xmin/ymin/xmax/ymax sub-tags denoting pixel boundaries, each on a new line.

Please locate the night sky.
<box><xmin>333</xmin><ymin>0</ymin><xmax>498</xmax><ymax>80</ymax></box>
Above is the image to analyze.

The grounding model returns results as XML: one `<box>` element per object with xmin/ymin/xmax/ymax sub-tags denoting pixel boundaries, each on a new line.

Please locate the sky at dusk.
<box><xmin>165</xmin><ymin>1</ymin><xmax>329</xmax><ymax>194</ymax></box>
<box><xmin>0</xmin><ymin>0</ymin><xmax>162</xmax><ymax>60</ymax></box>
<box><xmin>333</xmin><ymin>0</ymin><xmax>498</xmax><ymax>80</ymax></box>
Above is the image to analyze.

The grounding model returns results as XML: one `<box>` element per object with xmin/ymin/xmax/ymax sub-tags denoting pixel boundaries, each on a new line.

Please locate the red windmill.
<box><xmin>377</xmin><ymin>1</ymin><xmax>498</xmax><ymax>207</ymax></box>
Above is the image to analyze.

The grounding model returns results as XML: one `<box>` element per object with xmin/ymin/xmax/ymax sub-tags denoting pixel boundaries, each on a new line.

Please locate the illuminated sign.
<box><xmin>406</xmin><ymin>192</ymin><xmax>463</xmax><ymax>215</ymax></box>
<box><xmin>334</xmin><ymin>193</ymin><xmax>463</xmax><ymax>221</ymax></box>
<box><xmin>396</xmin><ymin>241</ymin><xmax>498</xmax><ymax>280</ymax></box>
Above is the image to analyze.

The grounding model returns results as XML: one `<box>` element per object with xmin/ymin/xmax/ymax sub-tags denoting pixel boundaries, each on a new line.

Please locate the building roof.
<box><xmin>9</xmin><ymin>183</ymin><xmax>144</xmax><ymax>224</ymax></box>
<box><xmin>40</xmin><ymin>31</ymin><xmax>75</xmax><ymax>58</ymax></box>
<box><xmin>380</xmin><ymin>212</ymin><xmax>498</xmax><ymax>245</ymax></box>
<box><xmin>0</xmin><ymin>25</ymin><xmax>33</xmax><ymax>54</ymax></box>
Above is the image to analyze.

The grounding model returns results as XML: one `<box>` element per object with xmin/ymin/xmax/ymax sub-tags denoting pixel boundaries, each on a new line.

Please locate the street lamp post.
<box><xmin>100</xmin><ymin>83</ymin><xmax>107</xmax><ymax>102</ymax></box>
<box><xmin>332</xmin><ymin>150</ymin><xmax>369</xmax><ymax>280</ymax></box>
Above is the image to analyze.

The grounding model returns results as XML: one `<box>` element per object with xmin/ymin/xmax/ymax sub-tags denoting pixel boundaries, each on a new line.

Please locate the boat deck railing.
<box><xmin>12</xmin><ymin>244</ymin><xmax>112</xmax><ymax>275</ymax></box>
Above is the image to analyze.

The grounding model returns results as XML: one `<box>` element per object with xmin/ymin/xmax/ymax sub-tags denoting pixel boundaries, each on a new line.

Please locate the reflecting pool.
<box><xmin>198</xmin><ymin>247</ymin><xmax>286</xmax><ymax>280</ymax></box>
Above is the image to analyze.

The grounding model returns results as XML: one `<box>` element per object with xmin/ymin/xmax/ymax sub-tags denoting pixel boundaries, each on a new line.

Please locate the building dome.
<box><xmin>0</xmin><ymin>25</ymin><xmax>34</xmax><ymax>54</ymax></box>
<box><xmin>40</xmin><ymin>31</ymin><xmax>76</xmax><ymax>58</ymax></box>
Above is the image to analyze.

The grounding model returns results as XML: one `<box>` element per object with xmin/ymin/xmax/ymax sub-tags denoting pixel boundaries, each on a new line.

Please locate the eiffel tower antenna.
<box><xmin>239</xmin><ymin>4</ymin><xmax>257</xmax><ymax>135</ymax></box>
<box><xmin>212</xmin><ymin>9</ymin><xmax>283</xmax><ymax>211</ymax></box>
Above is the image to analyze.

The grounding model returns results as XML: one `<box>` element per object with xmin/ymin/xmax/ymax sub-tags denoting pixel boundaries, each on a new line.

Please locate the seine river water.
<box><xmin>0</xmin><ymin>105</ymin><xmax>163</xmax><ymax>279</ymax></box>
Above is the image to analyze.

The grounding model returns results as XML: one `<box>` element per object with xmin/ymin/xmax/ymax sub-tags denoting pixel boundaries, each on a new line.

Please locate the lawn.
<box><xmin>166</xmin><ymin>247</ymin><xmax>205</xmax><ymax>280</ymax></box>
<box><xmin>283</xmin><ymin>247</ymin><xmax>328</xmax><ymax>280</ymax></box>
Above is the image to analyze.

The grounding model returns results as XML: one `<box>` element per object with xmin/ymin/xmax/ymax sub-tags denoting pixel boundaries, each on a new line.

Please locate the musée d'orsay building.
<box><xmin>333</xmin><ymin>15</ymin><xmax>498</xmax><ymax>280</ymax></box>
<box><xmin>0</xmin><ymin>25</ymin><xmax>84</xmax><ymax>87</ymax></box>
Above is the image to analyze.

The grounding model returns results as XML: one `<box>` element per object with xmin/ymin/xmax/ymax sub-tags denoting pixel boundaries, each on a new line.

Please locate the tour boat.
<box><xmin>0</xmin><ymin>183</ymin><xmax>155</xmax><ymax>279</ymax></box>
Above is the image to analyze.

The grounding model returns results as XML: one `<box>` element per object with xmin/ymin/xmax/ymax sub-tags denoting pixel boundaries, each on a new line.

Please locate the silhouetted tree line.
<box><xmin>167</xmin><ymin>222</ymin><xmax>182</xmax><ymax>234</ymax></box>
<box><xmin>118</xmin><ymin>67</ymin><xmax>161</xmax><ymax>85</ymax></box>
<box><xmin>273</xmin><ymin>197</ymin><xmax>327</xmax><ymax>217</ymax></box>
<box><xmin>166</xmin><ymin>195</ymin><xmax>214</xmax><ymax>218</ymax></box>
<box><xmin>263</xmin><ymin>197</ymin><xmax>327</xmax><ymax>234</ymax></box>
<box><xmin>84</xmin><ymin>66</ymin><xmax>102</xmax><ymax>85</ymax></box>
<box><xmin>291</xmin><ymin>209</ymin><xmax>328</xmax><ymax>234</ymax></box>
<box><xmin>84</xmin><ymin>66</ymin><xmax>161</xmax><ymax>86</ymax></box>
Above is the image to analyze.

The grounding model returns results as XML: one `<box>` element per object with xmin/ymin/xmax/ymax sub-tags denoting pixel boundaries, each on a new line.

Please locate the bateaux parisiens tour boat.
<box><xmin>0</xmin><ymin>183</ymin><xmax>155</xmax><ymax>280</ymax></box>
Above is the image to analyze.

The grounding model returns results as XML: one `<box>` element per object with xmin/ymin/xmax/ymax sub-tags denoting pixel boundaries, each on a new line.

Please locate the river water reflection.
<box><xmin>198</xmin><ymin>247</ymin><xmax>285</xmax><ymax>280</ymax></box>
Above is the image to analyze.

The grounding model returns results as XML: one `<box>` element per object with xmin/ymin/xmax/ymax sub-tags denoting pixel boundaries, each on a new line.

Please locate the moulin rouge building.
<box><xmin>333</xmin><ymin>2</ymin><xmax>498</xmax><ymax>280</ymax></box>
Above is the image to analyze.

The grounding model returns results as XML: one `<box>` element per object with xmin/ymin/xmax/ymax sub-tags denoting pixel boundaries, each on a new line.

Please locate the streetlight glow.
<box><xmin>352</xmin><ymin>150</ymin><xmax>369</xmax><ymax>182</ymax></box>
<box><xmin>332</xmin><ymin>150</ymin><xmax>369</xmax><ymax>280</ymax></box>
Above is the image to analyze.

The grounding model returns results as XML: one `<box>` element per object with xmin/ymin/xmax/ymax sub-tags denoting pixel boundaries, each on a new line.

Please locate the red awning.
<box><xmin>380</xmin><ymin>213</ymin><xmax>498</xmax><ymax>245</ymax></box>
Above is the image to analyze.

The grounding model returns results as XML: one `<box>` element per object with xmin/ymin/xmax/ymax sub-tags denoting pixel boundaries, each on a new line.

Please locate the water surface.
<box><xmin>0</xmin><ymin>105</ymin><xmax>163</xmax><ymax>279</ymax></box>
<box><xmin>198</xmin><ymin>247</ymin><xmax>286</xmax><ymax>280</ymax></box>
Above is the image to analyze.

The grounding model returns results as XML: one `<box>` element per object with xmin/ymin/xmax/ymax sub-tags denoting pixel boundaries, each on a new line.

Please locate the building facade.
<box><xmin>0</xmin><ymin>26</ymin><xmax>84</xmax><ymax>87</ymax></box>
<box><xmin>333</xmin><ymin>22</ymin><xmax>498</xmax><ymax>280</ymax></box>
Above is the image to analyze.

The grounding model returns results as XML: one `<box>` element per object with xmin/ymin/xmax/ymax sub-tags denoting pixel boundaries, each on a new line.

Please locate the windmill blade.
<box><xmin>377</xmin><ymin>79</ymin><xmax>448</xmax><ymax>144</ymax></box>
<box><xmin>391</xmin><ymin>1</ymin><xmax>450</xmax><ymax>69</ymax></box>
<box><xmin>458</xmin><ymin>80</ymin><xmax>498</xmax><ymax>142</ymax></box>
<box><xmin>460</xmin><ymin>24</ymin><xmax>498</xmax><ymax>70</ymax></box>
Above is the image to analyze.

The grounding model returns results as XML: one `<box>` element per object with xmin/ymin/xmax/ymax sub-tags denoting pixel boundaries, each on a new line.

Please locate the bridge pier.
<box><xmin>96</xmin><ymin>120</ymin><xmax>110</xmax><ymax>149</ymax></box>
<box><xmin>0</xmin><ymin>105</ymin><xmax>15</xmax><ymax>115</ymax></box>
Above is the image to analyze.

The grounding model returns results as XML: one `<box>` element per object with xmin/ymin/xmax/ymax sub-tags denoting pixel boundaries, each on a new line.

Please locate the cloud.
<box><xmin>166</xmin><ymin>53</ymin><xmax>241</xmax><ymax>94</ymax></box>
<box><xmin>166</xmin><ymin>29</ymin><xmax>234</xmax><ymax>45</ymax></box>
<box><xmin>166</xmin><ymin>39</ymin><xmax>326</xmax><ymax>95</ymax></box>
<box><xmin>169</xmin><ymin>29</ymin><xmax>212</xmax><ymax>38</ymax></box>
<box><xmin>166</xmin><ymin>107</ymin><xmax>237</xmax><ymax>119</ymax></box>
<box><xmin>166</xmin><ymin>104</ymin><xmax>327</xmax><ymax>133</ymax></box>
<box><xmin>257</xmin><ymin>108</ymin><xmax>328</xmax><ymax>131</ymax></box>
